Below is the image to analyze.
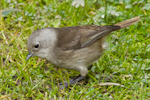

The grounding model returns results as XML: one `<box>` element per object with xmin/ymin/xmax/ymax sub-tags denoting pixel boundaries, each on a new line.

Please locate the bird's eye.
<box><xmin>34</xmin><ymin>44</ymin><xmax>39</xmax><ymax>48</ymax></box>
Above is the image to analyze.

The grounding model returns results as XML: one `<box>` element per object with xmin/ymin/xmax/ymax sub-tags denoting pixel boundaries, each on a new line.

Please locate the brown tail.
<box><xmin>114</xmin><ymin>16</ymin><xmax>140</xmax><ymax>28</ymax></box>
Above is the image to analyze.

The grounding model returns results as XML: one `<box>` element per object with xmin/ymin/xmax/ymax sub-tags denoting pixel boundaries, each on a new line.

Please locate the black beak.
<box><xmin>26</xmin><ymin>52</ymin><xmax>34</xmax><ymax>61</ymax></box>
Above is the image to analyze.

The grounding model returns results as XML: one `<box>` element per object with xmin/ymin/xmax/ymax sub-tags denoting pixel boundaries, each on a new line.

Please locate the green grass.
<box><xmin>0</xmin><ymin>0</ymin><xmax>150</xmax><ymax>99</ymax></box>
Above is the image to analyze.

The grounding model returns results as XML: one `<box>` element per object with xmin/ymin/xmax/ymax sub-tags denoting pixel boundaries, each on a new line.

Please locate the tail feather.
<box><xmin>114</xmin><ymin>16</ymin><xmax>140</xmax><ymax>28</ymax></box>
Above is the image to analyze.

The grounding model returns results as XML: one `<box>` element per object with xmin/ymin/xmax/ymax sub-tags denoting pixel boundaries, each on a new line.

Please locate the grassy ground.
<box><xmin>0</xmin><ymin>0</ymin><xmax>150</xmax><ymax>99</ymax></box>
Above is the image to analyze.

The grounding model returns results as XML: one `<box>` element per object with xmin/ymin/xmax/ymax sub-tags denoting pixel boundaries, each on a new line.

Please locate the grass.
<box><xmin>0</xmin><ymin>0</ymin><xmax>150</xmax><ymax>99</ymax></box>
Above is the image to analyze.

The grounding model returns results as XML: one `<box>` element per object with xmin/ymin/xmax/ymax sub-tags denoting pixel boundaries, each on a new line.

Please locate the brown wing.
<box><xmin>56</xmin><ymin>25</ymin><xmax>121</xmax><ymax>50</ymax></box>
<box><xmin>55</xmin><ymin>16</ymin><xmax>140</xmax><ymax>50</ymax></box>
<box><xmin>78</xmin><ymin>25</ymin><xmax>121</xmax><ymax>48</ymax></box>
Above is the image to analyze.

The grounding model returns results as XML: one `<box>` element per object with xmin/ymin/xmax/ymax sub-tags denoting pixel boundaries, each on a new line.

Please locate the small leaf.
<box><xmin>53</xmin><ymin>19</ymin><xmax>61</xmax><ymax>28</ymax></box>
<box><xmin>143</xmin><ymin>3</ymin><xmax>150</xmax><ymax>10</ymax></box>
<box><xmin>37</xmin><ymin>74</ymin><xmax>43</xmax><ymax>78</ymax></box>
<box><xmin>125</xmin><ymin>4</ymin><xmax>132</xmax><ymax>9</ymax></box>
<box><xmin>95</xmin><ymin>74</ymin><xmax>100</xmax><ymax>79</ymax></box>
<box><xmin>91</xmin><ymin>66</ymin><xmax>96</xmax><ymax>72</ymax></box>
<box><xmin>2</xmin><ymin>9</ymin><xmax>20</xmax><ymax>17</ymax></box>
<box><xmin>52</xmin><ymin>15</ymin><xmax>62</xmax><ymax>27</ymax></box>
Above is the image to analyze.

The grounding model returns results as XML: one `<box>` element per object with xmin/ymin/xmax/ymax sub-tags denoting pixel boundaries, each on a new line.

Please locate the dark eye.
<box><xmin>34</xmin><ymin>44</ymin><xmax>39</xmax><ymax>48</ymax></box>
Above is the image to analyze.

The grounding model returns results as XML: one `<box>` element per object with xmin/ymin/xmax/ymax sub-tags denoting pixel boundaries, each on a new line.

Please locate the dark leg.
<box><xmin>88</xmin><ymin>65</ymin><xmax>93</xmax><ymax>70</ymax></box>
<box><xmin>60</xmin><ymin>76</ymin><xmax>85</xmax><ymax>90</ymax></box>
<box><xmin>59</xmin><ymin>65</ymin><xmax>93</xmax><ymax>89</ymax></box>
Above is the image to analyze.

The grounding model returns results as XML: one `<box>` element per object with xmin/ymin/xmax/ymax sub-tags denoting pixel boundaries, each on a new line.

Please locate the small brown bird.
<box><xmin>26</xmin><ymin>16</ymin><xmax>140</xmax><ymax>89</ymax></box>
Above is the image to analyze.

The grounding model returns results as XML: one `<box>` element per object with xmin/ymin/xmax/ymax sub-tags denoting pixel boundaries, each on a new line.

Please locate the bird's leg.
<box><xmin>60</xmin><ymin>76</ymin><xmax>85</xmax><ymax>90</ymax></box>
<box><xmin>69</xmin><ymin>65</ymin><xmax>93</xmax><ymax>84</ymax></box>
<box><xmin>59</xmin><ymin>65</ymin><xmax>93</xmax><ymax>89</ymax></box>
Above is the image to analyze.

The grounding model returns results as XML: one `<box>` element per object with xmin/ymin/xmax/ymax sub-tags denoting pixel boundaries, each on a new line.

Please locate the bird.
<box><xmin>26</xmin><ymin>16</ymin><xmax>140</xmax><ymax>89</ymax></box>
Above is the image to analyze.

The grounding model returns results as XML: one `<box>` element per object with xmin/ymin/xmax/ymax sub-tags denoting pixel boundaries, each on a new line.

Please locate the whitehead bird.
<box><xmin>26</xmin><ymin>16</ymin><xmax>140</xmax><ymax>89</ymax></box>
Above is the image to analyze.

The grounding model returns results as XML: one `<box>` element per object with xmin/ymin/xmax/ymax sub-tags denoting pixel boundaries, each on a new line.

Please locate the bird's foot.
<box><xmin>59</xmin><ymin>75</ymin><xmax>85</xmax><ymax>90</ymax></box>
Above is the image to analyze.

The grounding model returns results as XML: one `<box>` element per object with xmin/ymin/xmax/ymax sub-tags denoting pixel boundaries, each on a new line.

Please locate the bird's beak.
<box><xmin>26</xmin><ymin>52</ymin><xmax>34</xmax><ymax>61</ymax></box>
